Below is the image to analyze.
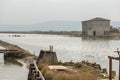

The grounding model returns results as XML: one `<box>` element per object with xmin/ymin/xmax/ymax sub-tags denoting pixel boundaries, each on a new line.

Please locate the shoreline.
<box><xmin>0</xmin><ymin>40</ymin><xmax>37</xmax><ymax>69</ymax></box>
<box><xmin>0</xmin><ymin>31</ymin><xmax>82</xmax><ymax>37</ymax></box>
<box><xmin>0</xmin><ymin>40</ymin><xmax>37</xmax><ymax>59</ymax></box>
<box><xmin>0</xmin><ymin>31</ymin><xmax>119</xmax><ymax>39</ymax></box>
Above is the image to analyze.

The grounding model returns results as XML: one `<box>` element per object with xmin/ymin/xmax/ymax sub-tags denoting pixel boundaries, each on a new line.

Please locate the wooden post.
<box><xmin>109</xmin><ymin>57</ymin><xmax>112</xmax><ymax>80</ymax></box>
<box><xmin>119</xmin><ymin>59</ymin><xmax>120</xmax><ymax>80</ymax></box>
<box><xmin>115</xmin><ymin>48</ymin><xmax>120</xmax><ymax>80</ymax></box>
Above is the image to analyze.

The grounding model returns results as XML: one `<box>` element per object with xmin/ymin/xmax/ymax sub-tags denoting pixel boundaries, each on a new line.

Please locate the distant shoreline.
<box><xmin>0</xmin><ymin>31</ymin><xmax>119</xmax><ymax>39</ymax></box>
<box><xmin>0</xmin><ymin>31</ymin><xmax>82</xmax><ymax>37</ymax></box>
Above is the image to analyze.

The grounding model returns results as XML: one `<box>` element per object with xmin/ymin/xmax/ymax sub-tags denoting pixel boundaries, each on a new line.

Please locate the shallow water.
<box><xmin>0</xmin><ymin>54</ymin><xmax>28</xmax><ymax>80</ymax></box>
<box><xmin>0</xmin><ymin>33</ymin><xmax>120</xmax><ymax>79</ymax></box>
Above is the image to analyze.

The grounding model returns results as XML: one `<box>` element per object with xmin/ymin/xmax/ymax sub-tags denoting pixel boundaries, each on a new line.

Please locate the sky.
<box><xmin>0</xmin><ymin>0</ymin><xmax>120</xmax><ymax>25</ymax></box>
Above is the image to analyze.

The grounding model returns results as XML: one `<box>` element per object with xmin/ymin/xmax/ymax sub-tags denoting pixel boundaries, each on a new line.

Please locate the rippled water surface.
<box><xmin>0</xmin><ymin>33</ymin><xmax>120</xmax><ymax>79</ymax></box>
<box><xmin>0</xmin><ymin>54</ymin><xmax>28</xmax><ymax>80</ymax></box>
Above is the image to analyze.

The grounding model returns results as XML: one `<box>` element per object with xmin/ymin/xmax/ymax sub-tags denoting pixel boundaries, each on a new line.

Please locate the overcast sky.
<box><xmin>0</xmin><ymin>0</ymin><xmax>120</xmax><ymax>25</ymax></box>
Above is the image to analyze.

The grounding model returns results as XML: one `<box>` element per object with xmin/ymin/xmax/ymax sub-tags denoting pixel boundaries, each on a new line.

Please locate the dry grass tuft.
<box><xmin>38</xmin><ymin>64</ymin><xmax>98</xmax><ymax>80</ymax></box>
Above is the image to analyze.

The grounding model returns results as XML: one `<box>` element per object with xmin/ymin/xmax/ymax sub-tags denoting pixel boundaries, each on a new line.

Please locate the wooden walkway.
<box><xmin>27</xmin><ymin>61</ymin><xmax>45</xmax><ymax>80</ymax></box>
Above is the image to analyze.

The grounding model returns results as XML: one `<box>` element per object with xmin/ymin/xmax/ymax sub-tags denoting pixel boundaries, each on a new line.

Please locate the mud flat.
<box><xmin>0</xmin><ymin>40</ymin><xmax>37</xmax><ymax>59</ymax></box>
<box><xmin>0</xmin><ymin>40</ymin><xmax>37</xmax><ymax>68</ymax></box>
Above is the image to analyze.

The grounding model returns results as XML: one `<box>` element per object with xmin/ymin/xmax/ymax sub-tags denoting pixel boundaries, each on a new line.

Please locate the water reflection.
<box><xmin>0</xmin><ymin>63</ymin><xmax>28</xmax><ymax>80</ymax></box>
<box><xmin>4</xmin><ymin>60</ymin><xmax>23</xmax><ymax>67</ymax></box>
<box><xmin>0</xmin><ymin>53</ymin><xmax>28</xmax><ymax>80</ymax></box>
<box><xmin>0</xmin><ymin>53</ymin><xmax>4</xmax><ymax>63</ymax></box>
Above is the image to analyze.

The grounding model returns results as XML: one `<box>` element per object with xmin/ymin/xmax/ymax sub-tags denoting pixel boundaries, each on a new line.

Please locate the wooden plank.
<box><xmin>108</xmin><ymin>56</ymin><xmax>120</xmax><ymax>60</ymax></box>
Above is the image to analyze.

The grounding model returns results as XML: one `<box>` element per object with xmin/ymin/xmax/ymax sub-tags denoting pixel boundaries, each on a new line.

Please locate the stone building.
<box><xmin>82</xmin><ymin>17</ymin><xmax>111</xmax><ymax>37</ymax></box>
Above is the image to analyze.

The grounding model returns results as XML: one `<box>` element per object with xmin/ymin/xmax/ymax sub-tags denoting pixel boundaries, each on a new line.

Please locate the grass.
<box><xmin>38</xmin><ymin>64</ymin><xmax>98</xmax><ymax>80</ymax></box>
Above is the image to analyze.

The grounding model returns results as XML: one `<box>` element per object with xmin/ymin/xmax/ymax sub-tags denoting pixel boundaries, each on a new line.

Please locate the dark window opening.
<box><xmin>93</xmin><ymin>31</ymin><xmax>96</xmax><ymax>36</ymax></box>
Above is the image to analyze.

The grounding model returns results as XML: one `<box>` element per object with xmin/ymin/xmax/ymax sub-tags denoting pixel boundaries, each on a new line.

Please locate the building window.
<box><xmin>93</xmin><ymin>31</ymin><xmax>96</xmax><ymax>36</ymax></box>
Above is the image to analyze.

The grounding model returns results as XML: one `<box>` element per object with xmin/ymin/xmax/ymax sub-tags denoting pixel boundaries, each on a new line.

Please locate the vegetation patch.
<box><xmin>38</xmin><ymin>63</ymin><xmax>99</xmax><ymax>80</ymax></box>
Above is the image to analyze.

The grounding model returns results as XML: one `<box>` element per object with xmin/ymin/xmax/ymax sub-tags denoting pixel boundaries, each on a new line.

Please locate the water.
<box><xmin>0</xmin><ymin>33</ymin><xmax>120</xmax><ymax>79</ymax></box>
<box><xmin>0</xmin><ymin>64</ymin><xmax>28</xmax><ymax>80</ymax></box>
<box><xmin>0</xmin><ymin>35</ymin><xmax>28</xmax><ymax>80</ymax></box>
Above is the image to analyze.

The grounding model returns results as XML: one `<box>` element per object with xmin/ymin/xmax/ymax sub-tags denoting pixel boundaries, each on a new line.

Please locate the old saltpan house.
<box><xmin>82</xmin><ymin>17</ymin><xmax>111</xmax><ymax>37</ymax></box>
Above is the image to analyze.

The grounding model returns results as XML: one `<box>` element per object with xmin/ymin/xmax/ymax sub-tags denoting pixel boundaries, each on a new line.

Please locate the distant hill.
<box><xmin>0</xmin><ymin>21</ymin><xmax>119</xmax><ymax>31</ymax></box>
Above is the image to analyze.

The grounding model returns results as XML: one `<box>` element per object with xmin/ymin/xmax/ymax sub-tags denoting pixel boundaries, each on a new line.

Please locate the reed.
<box><xmin>38</xmin><ymin>64</ymin><xmax>98</xmax><ymax>80</ymax></box>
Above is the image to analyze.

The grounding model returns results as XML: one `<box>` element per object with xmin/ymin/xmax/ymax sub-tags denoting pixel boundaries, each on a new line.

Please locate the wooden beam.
<box><xmin>108</xmin><ymin>56</ymin><xmax>120</xmax><ymax>60</ymax></box>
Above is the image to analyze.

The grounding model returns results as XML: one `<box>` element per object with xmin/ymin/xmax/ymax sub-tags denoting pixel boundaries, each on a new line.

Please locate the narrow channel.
<box><xmin>0</xmin><ymin>46</ymin><xmax>28</xmax><ymax>80</ymax></box>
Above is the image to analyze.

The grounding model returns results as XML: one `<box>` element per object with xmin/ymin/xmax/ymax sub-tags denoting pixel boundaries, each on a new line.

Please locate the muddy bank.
<box><xmin>0</xmin><ymin>40</ymin><xmax>38</xmax><ymax>71</ymax></box>
<box><xmin>0</xmin><ymin>31</ymin><xmax>82</xmax><ymax>37</ymax></box>
<box><xmin>0</xmin><ymin>40</ymin><xmax>37</xmax><ymax>59</ymax></box>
